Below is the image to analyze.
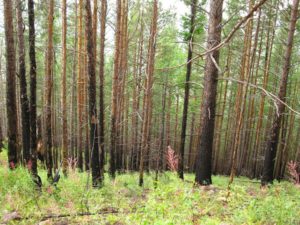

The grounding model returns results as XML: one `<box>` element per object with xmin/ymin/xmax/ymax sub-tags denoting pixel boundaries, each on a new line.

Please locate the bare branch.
<box><xmin>219</xmin><ymin>77</ymin><xmax>300</xmax><ymax>116</ymax></box>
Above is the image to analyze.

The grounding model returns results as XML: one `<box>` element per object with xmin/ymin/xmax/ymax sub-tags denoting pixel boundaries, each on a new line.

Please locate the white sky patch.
<box><xmin>161</xmin><ymin>0</ymin><xmax>189</xmax><ymax>27</ymax></box>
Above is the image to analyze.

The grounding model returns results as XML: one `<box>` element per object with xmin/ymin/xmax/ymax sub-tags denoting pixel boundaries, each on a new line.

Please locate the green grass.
<box><xmin>0</xmin><ymin>151</ymin><xmax>299</xmax><ymax>225</ymax></box>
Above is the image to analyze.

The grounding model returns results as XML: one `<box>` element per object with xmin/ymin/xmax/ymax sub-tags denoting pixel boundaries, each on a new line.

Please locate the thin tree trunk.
<box><xmin>111</xmin><ymin>0</ymin><xmax>122</xmax><ymax>178</ymax></box>
<box><xmin>240</xmin><ymin>9</ymin><xmax>262</xmax><ymax>175</ymax></box>
<box><xmin>173</xmin><ymin>91</ymin><xmax>179</xmax><ymax>151</ymax></box>
<box><xmin>213</xmin><ymin>45</ymin><xmax>231</xmax><ymax>174</ymax></box>
<box><xmin>61</xmin><ymin>0</ymin><xmax>68</xmax><ymax>175</ymax></box>
<box><xmin>84</xmin><ymin>29</ymin><xmax>90</xmax><ymax>171</ymax></box>
<box><xmin>294</xmin><ymin>126</ymin><xmax>300</xmax><ymax>162</ymax></box>
<box><xmin>187</xmin><ymin>113</ymin><xmax>195</xmax><ymax>172</ymax></box>
<box><xmin>139</xmin><ymin>0</ymin><xmax>158</xmax><ymax>186</ymax></box>
<box><xmin>77</xmin><ymin>0</ymin><xmax>84</xmax><ymax>171</ymax></box>
<box><xmin>45</xmin><ymin>0</ymin><xmax>54</xmax><ymax>180</ymax></box>
<box><xmin>278</xmin><ymin>84</ymin><xmax>297</xmax><ymax>178</ymax></box>
<box><xmin>115</xmin><ymin>0</ymin><xmax>128</xmax><ymax>173</ymax></box>
<box><xmin>157</xmin><ymin>82</ymin><xmax>167</xmax><ymax>173</ymax></box>
<box><xmin>229</xmin><ymin>0</ymin><xmax>253</xmax><ymax>179</ymax></box>
<box><xmin>16</xmin><ymin>69</ymin><xmax>21</xmax><ymax>164</ymax></box>
<box><xmin>245</xmin><ymin>14</ymin><xmax>264</xmax><ymax>175</ymax></box>
<box><xmin>130</xmin><ymin>35</ymin><xmax>139</xmax><ymax>171</ymax></box>
<box><xmin>178</xmin><ymin>0</ymin><xmax>197</xmax><ymax>180</ymax></box>
<box><xmin>131</xmin><ymin>19</ymin><xmax>144</xmax><ymax>171</ymax></box>
<box><xmin>165</xmin><ymin>88</ymin><xmax>172</xmax><ymax>165</ymax></box>
<box><xmin>28</xmin><ymin>0</ymin><xmax>38</xmax><ymax>175</ymax></box>
<box><xmin>261</xmin><ymin>0</ymin><xmax>299</xmax><ymax>185</ymax></box>
<box><xmin>0</xmin><ymin>49</ymin><xmax>5</xmax><ymax>150</ymax></box>
<box><xmin>70</xmin><ymin>0</ymin><xmax>78</xmax><ymax>160</ymax></box>
<box><xmin>0</xmin><ymin>118</ymin><xmax>3</xmax><ymax>150</ymax></box>
<box><xmin>93</xmin><ymin>0</ymin><xmax>98</xmax><ymax>69</ymax></box>
<box><xmin>253</xmin><ymin>2</ymin><xmax>279</xmax><ymax>177</ymax></box>
<box><xmin>99</xmin><ymin>0</ymin><xmax>107</xmax><ymax>178</ymax></box>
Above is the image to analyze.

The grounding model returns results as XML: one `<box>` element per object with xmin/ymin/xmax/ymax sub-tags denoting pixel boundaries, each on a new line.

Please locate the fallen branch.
<box><xmin>2</xmin><ymin>208</ymin><xmax>131</xmax><ymax>223</ymax></box>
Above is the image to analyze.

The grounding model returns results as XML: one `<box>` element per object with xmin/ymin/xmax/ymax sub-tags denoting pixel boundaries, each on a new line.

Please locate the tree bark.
<box><xmin>3</xmin><ymin>0</ymin><xmax>18</xmax><ymax>169</ymax></box>
<box><xmin>0</xmin><ymin>118</ymin><xmax>3</xmax><ymax>150</ymax></box>
<box><xmin>45</xmin><ymin>0</ymin><xmax>54</xmax><ymax>179</ymax></box>
<box><xmin>16</xmin><ymin>0</ymin><xmax>31</xmax><ymax>164</ymax></box>
<box><xmin>195</xmin><ymin>0</ymin><xmax>223</xmax><ymax>185</ymax></box>
<box><xmin>77</xmin><ymin>0</ymin><xmax>84</xmax><ymax>171</ymax></box>
<box><xmin>99</xmin><ymin>0</ymin><xmax>107</xmax><ymax>178</ymax></box>
<box><xmin>61</xmin><ymin>0</ymin><xmax>68</xmax><ymax>175</ymax></box>
<box><xmin>159</xmin><ymin>83</ymin><xmax>167</xmax><ymax>172</ymax></box>
<box><xmin>110</xmin><ymin>0</ymin><xmax>122</xmax><ymax>178</ymax></box>
<box><xmin>93</xmin><ymin>0</ymin><xmax>98</xmax><ymax>68</ymax></box>
<box><xmin>28</xmin><ymin>0</ymin><xmax>38</xmax><ymax>175</ymax></box>
<box><xmin>70</xmin><ymin>0</ymin><xmax>78</xmax><ymax>159</ymax></box>
<box><xmin>85</xmin><ymin>0</ymin><xmax>102</xmax><ymax>186</ymax></box>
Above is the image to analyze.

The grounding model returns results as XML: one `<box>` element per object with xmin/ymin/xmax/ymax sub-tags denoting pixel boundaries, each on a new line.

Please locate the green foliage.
<box><xmin>180</xmin><ymin>12</ymin><xmax>206</xmax><ymax>42</ymax></box>
<box><xmin>0</xmin><ymin>149</ymin><xmax>299</xmax><ymax>225</ymax></box>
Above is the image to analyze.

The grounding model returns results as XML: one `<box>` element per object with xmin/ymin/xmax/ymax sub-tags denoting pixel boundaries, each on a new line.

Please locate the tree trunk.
<box><xmin>139</xmin><ymin>0</ymin><xmax>158</xmax><ymax>186</ymax></box>
<box><xmin>278</xmin><ymin>84</ymin><xmax>297</xmax><ymax>179</ymax></box>
<box><xmin>212</xmin><ymin>45</ymin><xmax>231</xmax><ymax>174</ymax></box>
<box><xmin>131</xmin><ymin>19</ymin><xmax>144</xmax><ymax>171</ymax></box>
<box><xmin>3</xmin><ymin>0</ymin><xmax>18</xmax><ymax>169</ymax></box>
<box><xmin>85</xmin><ymin>0</ymin><xmax>102</xmax><ymax>187</ymax></box>
<box><xmin>294</xmin><ymin>126</ymin><xmax>300</xmax><ymax>162</ymax></box>
<box><xmin>252</xmin><ymin>8</ymin><xmax>278</xmax><ymax>177</ymax></box>
<box><xmin>178</xmin><ymin>0</ymin><xmax>197</xmax><ymax>179</ymax></box>
<box><xmin>93</xmin><ymin>0</ymin><xmax>98</xmax><ymax>68</ymax></box>
<box><xmin>240</xmin><ymin>8</ymin><xmax>261</xmax><ymax>175</ymax></box>
<box><xmin>16</xmin><ymin>0</ymin><xmax>31</xmax><ymax>164</ymax></box>
<box><xmin>187</xmin><ymin>113</ymin><xmax>195</xmax><ymax>172</ymax></box>
<box><xmin>28</xmin><ymin>0</ymin><xmax>38</xmax><ymax>175</ymax></box>
<box><xmin>61</xmin><ymin>0</ymin><xmax>68</xmax><ymax>175</ymax></box>
<box><xmin>173</xmin><ymin>91</ymin><xmax>179</xmax><ymax>151</ymax></box>
<box><xmin>0</xmin><ymin>118</ymin><xmax>3</xmax><ymax>150</ymax></box>
<box><xmin>111</xmin><ymin>0</ymin><xmax>122</xmax><ymax>178</ymax></box>
<box><xmin>195</xmin><ymin>0</ymin><xmax>223</xmax><ymax>185</ymax></box>
<box><xmin>244</xmin><ymin>13</ymin><xmax>264</xmax><ymax>176</ymax></box>
<box><xmin>159</xmin><ymin>83</ymin><xmax>167</xmax><ymax>171</ymax></box>
<box><xmin>16</xmin><ymin>74</ymin><xmax>21</xmax><ymax>164</ymax></box>
<box><xmin>261</xmin><ymin>0</ymin><xmax>299</xmax><ymax>185</ymax></box>
<box><xmin>45</xmin><ymin>0</ymin><xmax>54</xmax><ymax>179</ymax></box>
<box><xmin>84</xmin><ymin>26</ymin><xmax>90</xmax><ymax>171</ymax></box>
<box><xmin>99</xmin><ymin>0</ymin><xmax>107</xmax><ymax>178</ymax></box>
<box><xmin>70</xmin><ymin>0</ymin><xmax>78</xmax><ymax>160</ymax></box>
<box><xmin>77</xmin><ymin>0</ymin><xmax>84</xmax><ymax>171</ymax></box>
<box><xmin>130</xmin><ymin>36</ymin><xmax>139</xmax><ymax>171</ymax></box>
<box><xmin>229</xmin><ymin>0</ymin><xmax>253</xmax><ymax>181</ymax></box>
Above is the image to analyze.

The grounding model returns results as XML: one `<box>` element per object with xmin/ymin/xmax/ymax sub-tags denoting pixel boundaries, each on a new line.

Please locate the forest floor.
<box><xmin>0</xmin><ymin>151</ymin><xmax>299</xmax><ymax>225</ymax></box>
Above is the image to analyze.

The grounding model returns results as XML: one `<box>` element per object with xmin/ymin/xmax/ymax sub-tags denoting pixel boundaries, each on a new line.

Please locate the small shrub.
<box><xmin>166</xmin><ymin>146</ymin><xmax>178</xmax><ymax>172</ymax></box>
<box><xmin>67</xmin><ymin>157</ymin><xmax>78</xmax><ymax>172</ymax></box>
<box><xmin>287</xmin><ymin>161</ymin><xmax>300</xmax><ymax>185</ymax></box>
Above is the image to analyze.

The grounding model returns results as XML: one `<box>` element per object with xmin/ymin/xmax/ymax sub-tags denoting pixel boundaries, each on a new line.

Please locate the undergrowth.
<box><xmin>0</xmin><ymin>151</ymin><xmax>299</xmax><ymax>225</ymax></box>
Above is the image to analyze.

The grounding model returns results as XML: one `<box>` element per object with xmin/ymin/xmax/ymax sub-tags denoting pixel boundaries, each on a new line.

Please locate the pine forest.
<box><xmin>0</xmin><ymin>0</ymin><xmax>299</xmax><ymax>224</ymax></box>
